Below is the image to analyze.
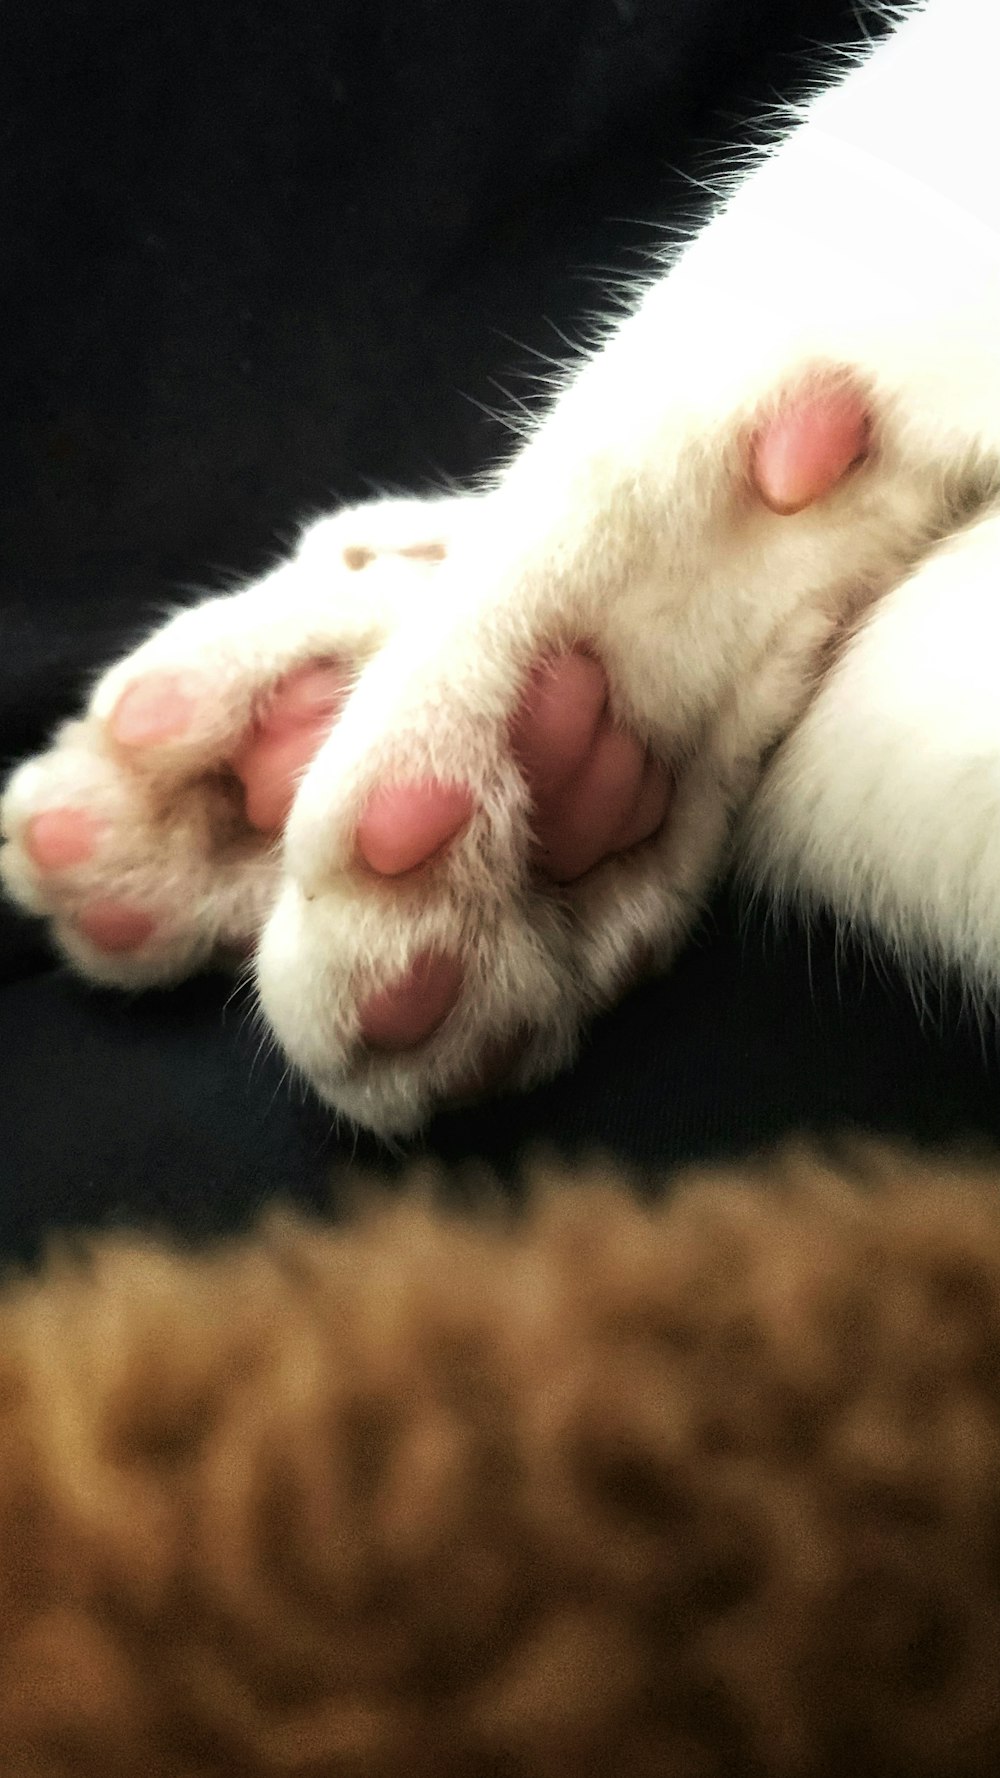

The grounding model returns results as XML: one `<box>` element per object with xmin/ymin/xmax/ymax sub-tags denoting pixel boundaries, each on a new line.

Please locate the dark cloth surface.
<box><xmin>3</xmin><ymin>0</ymin><xmax>994</xmax><ymax>1260</ymax></box>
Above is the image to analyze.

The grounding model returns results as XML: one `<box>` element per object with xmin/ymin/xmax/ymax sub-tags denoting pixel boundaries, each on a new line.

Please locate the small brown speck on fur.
<box><xmin>398</xmin><ymin>540</ymin><xmax>447</xmax><ymax>561</ymax></box>
<box><xmin>343</xmin><ymin>544</ymin><xmax>375</xmax><ymax>570</ymax></box>
<box><xmin>5</xmin><ymin>1145</ymin><xmax>1000</xmax><ymax>1775</ymax></box>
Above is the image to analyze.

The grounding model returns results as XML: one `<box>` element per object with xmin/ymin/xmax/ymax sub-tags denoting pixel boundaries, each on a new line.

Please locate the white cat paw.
<box><xmin>255</xmin><ymin>595</ymin><xmax>682</xmax><ymax>1136</ymax></box>
<box><xmin>0</xmin><ymin>498</ymin><xmax>459</xmax><ymax>986</ymax></box>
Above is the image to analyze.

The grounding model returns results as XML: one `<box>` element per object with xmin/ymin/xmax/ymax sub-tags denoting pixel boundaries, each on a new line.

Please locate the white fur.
<box><xmin>4</xmin><ymin>0</ymin><xmax>1000</xmax><ymax>1132</ymax></box>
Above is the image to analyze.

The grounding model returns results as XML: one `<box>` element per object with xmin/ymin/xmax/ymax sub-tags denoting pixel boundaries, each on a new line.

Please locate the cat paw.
<box><xmin>256</xmin><ymin>635</ymin><xmax>673</xmax><ymax>1132</ymax></box>
<box><xmin>254</xmin><ymin>384</ymin><xmax>873</xmax><ymax>1134</ymax></box>
<box><xmin>0</xmin><ymin>498</ymin><xmax>460</xmax><ymax>985</ymax></box>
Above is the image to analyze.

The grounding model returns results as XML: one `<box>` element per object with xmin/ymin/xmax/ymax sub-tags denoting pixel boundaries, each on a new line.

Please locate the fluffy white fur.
<box><xmin>3</xmin><ymin>0</ymin><xmax>999</xmax><ymax>1133</ymax></box>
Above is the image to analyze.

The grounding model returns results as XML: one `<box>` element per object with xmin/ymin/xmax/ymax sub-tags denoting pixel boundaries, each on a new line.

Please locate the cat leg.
<box><xmin>743</xmin><ymin>508</ymin><xmax>1000</xmax><ymax>992</ymax></box>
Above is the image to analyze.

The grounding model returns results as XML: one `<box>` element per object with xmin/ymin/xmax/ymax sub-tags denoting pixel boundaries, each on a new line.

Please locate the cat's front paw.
<box><xmin>0</xmin><ymin>498</ymin><xmax>458</xmax><ymax>986</ymax></box>
<box><xmin>255</xmin><ymin>629</ymin><xmax>674</xmax><ymax>1135</ymax></box>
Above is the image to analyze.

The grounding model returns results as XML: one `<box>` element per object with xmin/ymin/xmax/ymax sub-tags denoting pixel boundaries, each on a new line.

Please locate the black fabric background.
<box><xmin>3</xmin><ymin>0</ymin><xmax>997</xmax><ymax>1262</ymax></box>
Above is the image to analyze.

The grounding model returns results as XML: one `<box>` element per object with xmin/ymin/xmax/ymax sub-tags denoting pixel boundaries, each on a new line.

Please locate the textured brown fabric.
<box><xmin>4</xmin><ymin>1146</ymin><xmax>1000</xmax><ymax>1776</ymax></box>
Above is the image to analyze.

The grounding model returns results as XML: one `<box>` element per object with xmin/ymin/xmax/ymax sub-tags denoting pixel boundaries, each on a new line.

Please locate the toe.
<box><xmin>235</xmin><ymin>725</ymin><xmax>335</xmax><ymax>833</ymax></box>
<box><xmin>231</xmin><ymin>664</ymin><xmax>349</xmax><ymax>833</ymax></box>
<box><xmin>75</xmin><ymin>900</ymin><xmax>157</xmax><ymax>953</ymax></box>
<box><xmin>359</xmin><ymin>949</ymin><xmax>463</xmax><ymax>1049</ymax></box>
<box><xmin>110</xmin><ymin>673</ymin><xmax>201</xmax><ymax>747</ymax></box>
<box><xmin>357</xmin><ymin>781</ymin><xmax>474</xmax><ymax>877</ymax></box>
<box><xmin>752</xmin><ymin>385</ymin><xmax>870</xmax><ymax>515</ymax></box>
<box><xmin>537</xmin><ymin>716</ymin><xmax>648</xmax><ymax>882</ymax></box>
<box><xmin>25</xmin><ymin>807</ymin><xmax>103</xmax><ymax>871</ymax></box>
<box><xmin>512</xmin><ymin>652</ymin><xmax>607</xmax><ymax>798</ymax></box>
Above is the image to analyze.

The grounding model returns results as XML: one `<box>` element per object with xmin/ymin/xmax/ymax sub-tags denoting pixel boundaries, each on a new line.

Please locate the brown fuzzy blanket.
<box><xmin>6</xmin><ymin>1145</ymin><xmax>1000</xmax><ymax>1776</ymax></box>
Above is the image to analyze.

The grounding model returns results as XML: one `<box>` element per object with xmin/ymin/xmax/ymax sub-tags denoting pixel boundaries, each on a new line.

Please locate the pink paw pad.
<box><xmin>357</xmin><ymin>781</ymin><xmax>474</xmax><ymax>877</ymax></box>
<box><xmin>753</xmin><ymin>386</ymin><xmax>871</xmax><ymax>515</ymax></box>
<box><xmin>25</xmin><ymin>807</ymin><xmax>103</xmax><ymax>871</ymax></box>
<box><xmin>359</xmin><ymin>950</ymin><xmax>463</xmax><ymax>1049</ymax></box>
<box><xmin>513</xmin><ymin>652</ymin><xmax>607</xmax><ymax>798</ymax></box>
<box><xmin>75</xmin><ymin>901</ymin><xmax>157</xmax><ymax>953</ymax></box>
<box><xmin>231</xmin><ymin>663</ymin><xmax>349</xmax><ymax>833</ymax></box>
<box><xmin>110</xmin><ymin>673</ymin><xmax>200</xmax><ymax>747</ymax></box>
